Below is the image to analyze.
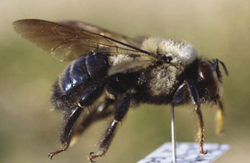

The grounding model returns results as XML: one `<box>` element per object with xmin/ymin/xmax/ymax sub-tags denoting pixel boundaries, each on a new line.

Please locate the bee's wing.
<box><xmin>59</xmin><ymin>20</ymin><xmax>147</xmax><ymax>48</ymax></box>
<box><xmin>13</xmin><ymin>19</ymin><xmax>156</xmax><ymax>62</ymax></box>
<box><xmin>108</xmin><ymin>57</ymin><xmax>154</xmax><ymax>76</ymax></box>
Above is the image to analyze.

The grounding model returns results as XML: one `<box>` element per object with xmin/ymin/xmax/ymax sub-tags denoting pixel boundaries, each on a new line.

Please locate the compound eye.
<box><xmin>199</xmin><ymin>61</ymin><xmax>219</xmax><ymax>97</ymax></box>
<box><xmin>161</xmin><ymin>56</ymin><xmax>173</xmax><ymax>63</ymax></box>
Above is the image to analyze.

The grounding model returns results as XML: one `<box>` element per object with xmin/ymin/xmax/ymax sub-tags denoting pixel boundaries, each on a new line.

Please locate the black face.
<box><xmin>13</xmin><ymin>19</ymin><xmax>228</xmax><ymax>162</ymax></box>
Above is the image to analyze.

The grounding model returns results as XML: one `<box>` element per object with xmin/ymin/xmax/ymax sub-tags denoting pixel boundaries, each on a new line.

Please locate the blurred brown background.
<box><xmin>1</xmin><ymin>0</ymin><xmax>249</xmax><ymax>163</ymax></box>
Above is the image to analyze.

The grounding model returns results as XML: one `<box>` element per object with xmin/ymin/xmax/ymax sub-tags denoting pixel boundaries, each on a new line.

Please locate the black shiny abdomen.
<box><xmin>51</xmin><ymin>54</ymin><xmax>110</xmax><ymax>111</ymax></box>
<box><xmin>62</xmin><ymin>57</ymin><xmax>91</xmax><ymax>93</ymax></box>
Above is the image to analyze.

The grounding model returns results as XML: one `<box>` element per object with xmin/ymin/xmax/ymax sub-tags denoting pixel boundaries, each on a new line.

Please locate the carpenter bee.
<box><xmin>13</xmin><ymin>19</ymin><xmax>228</xmax><ymax>162</ymax></box>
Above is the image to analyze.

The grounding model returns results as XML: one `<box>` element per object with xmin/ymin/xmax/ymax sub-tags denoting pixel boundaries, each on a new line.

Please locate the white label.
<box><xmin>138</xmin><ymin>142</ymin><xmax>230</xmax><ymax>163</ymax></box>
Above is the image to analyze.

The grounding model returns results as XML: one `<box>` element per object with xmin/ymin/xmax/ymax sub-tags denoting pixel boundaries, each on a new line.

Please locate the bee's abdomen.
<box><xmin>51</xmin><ymin>55</ymin><xmax>110</xmax><ymax>110</ymax></box>
<box><xmin>60</xmin><ymin>57</ymin><xmax>91</xmax><ymax>94</ymax></box>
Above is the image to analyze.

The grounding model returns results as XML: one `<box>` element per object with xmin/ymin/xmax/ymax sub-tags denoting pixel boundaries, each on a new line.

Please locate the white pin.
<box><xmin>171</xmin><ymin>104</ymin><xmax>177</xmax><ymax>163</ymax></box>
<box><xmin>137</xmin><ymin>106</ymin><xmax>230</xmax><ymax>163</ymax></box>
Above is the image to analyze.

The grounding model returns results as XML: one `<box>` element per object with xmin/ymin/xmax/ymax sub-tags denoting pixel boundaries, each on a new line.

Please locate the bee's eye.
<box><xmin>161</xmin><ymin>56</ymin><xmax>173</xmax><ymax>63</ymax></box>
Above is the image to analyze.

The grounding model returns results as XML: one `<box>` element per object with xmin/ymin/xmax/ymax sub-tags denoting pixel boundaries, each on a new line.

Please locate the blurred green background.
<box><xmin>1</xmin><ymin>0</ymin><xmax>249</xmax><ymax>163</ymax></box>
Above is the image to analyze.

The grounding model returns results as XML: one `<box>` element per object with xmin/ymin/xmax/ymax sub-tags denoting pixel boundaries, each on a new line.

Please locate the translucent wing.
<box><xmin>59</xmin><ymin>20</ymin><xmax>147</xmax><ymax>48</ymax></box>
<box><xmin>13</xmin><ymin>19</ymin><xmax>157</xmax><ymax>62</ymax></box>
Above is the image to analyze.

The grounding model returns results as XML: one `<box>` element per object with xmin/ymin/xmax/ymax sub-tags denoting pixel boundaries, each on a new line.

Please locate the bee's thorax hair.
<box><xmin>141</xmin><ymin>37</ymin><xmax>200</xmax><ymax>66</ymax></box>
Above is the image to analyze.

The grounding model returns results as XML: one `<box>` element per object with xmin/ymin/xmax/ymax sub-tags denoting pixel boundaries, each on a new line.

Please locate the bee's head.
<box><xmin>199</xmin><ymin>59</ymin><xmax>228</xmax><ymax>99</ymax></box>
<box><xmin>142</xmin><ymin>38</ymin><xmax>200</xmax><ymax>67</ymax></box>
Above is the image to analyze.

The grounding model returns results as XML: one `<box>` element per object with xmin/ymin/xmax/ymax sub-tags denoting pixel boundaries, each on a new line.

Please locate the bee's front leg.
<box><xmin>173</xmin><ymin>79</ymin><xmax>206</xmax><ymax>155</ymax></box>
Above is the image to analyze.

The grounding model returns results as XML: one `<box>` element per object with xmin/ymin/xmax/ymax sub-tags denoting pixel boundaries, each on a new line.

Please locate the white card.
<box><xmin>138</xmin><ymin>142</ymin><xmax>230</xmax><ymax>163</ymax></box>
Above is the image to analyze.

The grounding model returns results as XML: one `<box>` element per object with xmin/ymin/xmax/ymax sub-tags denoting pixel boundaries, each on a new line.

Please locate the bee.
<box><xmin>13</xmin><ymin>19</ymin><xmax>228</xmax><ymax>162</ymax></box>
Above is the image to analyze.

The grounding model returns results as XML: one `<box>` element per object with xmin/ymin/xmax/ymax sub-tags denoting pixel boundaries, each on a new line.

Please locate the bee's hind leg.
<box><xmin>48</xmin><ymin>84</ymin><xmax>104</xmax><ymax>159</ymax></box>
<box><xmin>48</xmin><ymin>106</ymin><xmax>83</xmax><ymax>159</ymax></box>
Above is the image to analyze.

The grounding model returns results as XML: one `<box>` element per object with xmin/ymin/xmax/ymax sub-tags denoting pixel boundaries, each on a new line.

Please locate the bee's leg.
<box><xmin>48</xmin><ymin>106</ymin><xmax>83</xmax><ymax>159</ymax></box>
<box><xmin>193</xmin><ymin>103</ymin><xmax>206</xmax><ymax>155</ymax></box>
<box><xmin>186</xmin><ymin>80</ymin><xmax>206</xmax><ymax>155</ymax></box>
<box><xmin>216</xmin><ymin>100</ymin><xmax>224</xmax><ymax>134</ymax></box>
<box><xmin>73</xmin><ymin>98</ymin><xmax>115</xmax><ymax>138</ymax></box>
<box><xmin>173</xmin><ymin>79</ymin><xmax>206</xmax><ymax>155</ymax></box>
<box><xmin>88</xmin><ymin>94</ymin><xmax>130</xmax><ymax>162</ymax></box>
<box><xmin>48</xmin><ymin>84</ymin><xmax>104</xmax><ymax>159</ymax></box>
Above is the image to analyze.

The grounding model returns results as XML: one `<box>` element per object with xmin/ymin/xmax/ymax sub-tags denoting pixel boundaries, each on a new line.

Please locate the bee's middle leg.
<box><xmin>74</xmin><ymin>98</ymin><xmax>115</xmax><ymax>137</ymax></box>
<box><xmin>88</xmin><ymin>94</ymin><xmax>131</xmax><ymax>162</ymax></box>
